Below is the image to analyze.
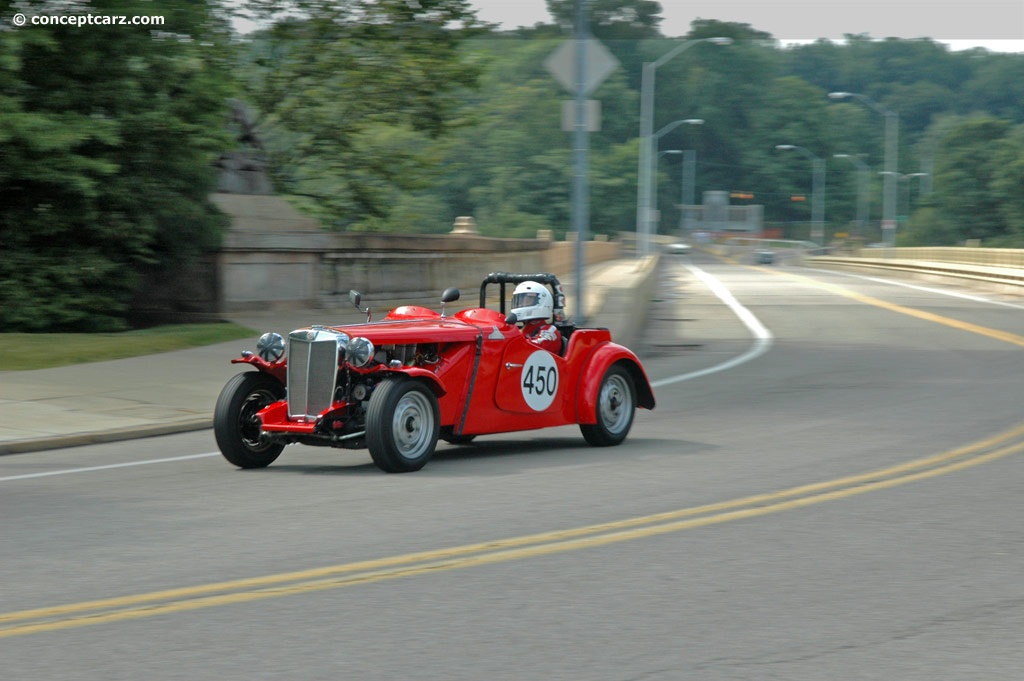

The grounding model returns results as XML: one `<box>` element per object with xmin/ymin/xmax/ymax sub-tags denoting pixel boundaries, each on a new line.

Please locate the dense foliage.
<box><xmin>0</xmin><ymin>0</ymin><xmax>235</xmax><ymax>331</ymax></box>
<box><xmin>3</xmin><ymin>0</ymin><xmax>1024</xmax><ymax>331</ymax></box>
<box><xmin>244</xmin><ymin>9</ymin><xmax>1024</xmax><ymax>245</ymax></box>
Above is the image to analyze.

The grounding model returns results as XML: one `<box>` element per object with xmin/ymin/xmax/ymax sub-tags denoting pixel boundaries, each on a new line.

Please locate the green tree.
<box><xmin>241</xmin><ymin>0</ymin><xmax>486</xmax><ymax>230</ymax></box>
<box><xmin>0</xmin><ymin>0</ymin><xmax>234</xmax><ymax>331</ymax></box>
<box><xmin>930</xmin><ymin>117</ymin><xmax>1013</xmax><ymax>243</ymax></box>
<box><xmin>545</xmin><ymin>0</ymin><xmax>664</xmax><ymax>40</ymax></box>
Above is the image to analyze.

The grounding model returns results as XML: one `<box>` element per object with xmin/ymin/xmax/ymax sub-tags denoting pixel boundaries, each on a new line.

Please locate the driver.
<box><xmin>511</xmin><ymin>281</ymin><xmax>562</xmax><ymax>354</ymax></box>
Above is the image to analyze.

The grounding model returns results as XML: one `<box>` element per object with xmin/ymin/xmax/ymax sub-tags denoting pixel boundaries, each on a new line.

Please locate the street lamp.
<box><xmin>833</xmin><ymin>154</ymin><xmax>870</xmax><ymax>234</ymax></box>
<box><xmin>880</xmin><ymin>172</ymin><xmax>928</xmax><ymax>227</ymax></box>
<box><xmin>636</xmin><ymin>37</ymin><xmax>731</xmax><ymax>257</ymax></box>
<box><xmin>828</xmin><ymin>91</ymin><xmax>899</xmax><ymax>247</ymax></box>
<box><xmin>655</xmin><ymin>150</ymin><xmax>682</xmax><ymax>244</ymax></box>
<box><xmin>776</xmin><ymin>144</ymin><xmax>826</xmax><ymax>243</ymax></box>
<box><xmin>654</xmin><ymin>118</ymin><xmax>704</xmax><ymax>238</ymax></box>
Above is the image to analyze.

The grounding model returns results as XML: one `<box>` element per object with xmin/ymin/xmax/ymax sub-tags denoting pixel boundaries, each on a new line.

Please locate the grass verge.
<box><xmin>2</xmin><ymin>322</ymin><xmax>258</xmax><ymax>371</ymax></box>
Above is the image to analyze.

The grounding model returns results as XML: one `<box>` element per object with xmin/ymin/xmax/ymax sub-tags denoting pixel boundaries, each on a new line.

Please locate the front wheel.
<box><xmin>581</xmin><ymin>365</ymin><xmax>636</xmax><ymax>447</ymax></box>
<box><xmin>366</xmin><ymin>379</ymin><xmax>440</xmax><ymax>473</ymax></box>
<box><xmin>214</xmin><ymin>372</ymin><xmax>285</xmax><ymax>468</ymax></box>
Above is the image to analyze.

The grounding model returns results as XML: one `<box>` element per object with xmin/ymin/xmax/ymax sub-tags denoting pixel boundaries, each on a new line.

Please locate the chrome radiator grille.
<box><xmin>287</xmin><ymin>329</ymin><xmax>340</xmax><ymax>419</ymax></box>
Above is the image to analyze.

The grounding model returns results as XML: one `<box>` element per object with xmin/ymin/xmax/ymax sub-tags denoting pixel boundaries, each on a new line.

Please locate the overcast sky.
<box><xmin>470</xmin><ymin>0</ymin><xmax>1024</xmax><ymax>51</ymax></box>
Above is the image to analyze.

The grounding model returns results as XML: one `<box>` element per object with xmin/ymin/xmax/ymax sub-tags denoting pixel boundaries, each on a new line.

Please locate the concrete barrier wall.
<box><xmin>853</xmin><ymin>246</ymin><xmax>1024</xmax><ymax>266</ymax></box>
<box><xmin>134</xmin><ymin>193</ymin><xmax>627</xmax><ymax>321</ymax></box>
<box><xmin>217</xmin><ymin>230</ymin><xmax>623</xmax><ymax>313</ymax></box>
<box><xmin>586</xmin><ymin>256</ymin><xmax>660</xmax><ymax>349</ymax></box>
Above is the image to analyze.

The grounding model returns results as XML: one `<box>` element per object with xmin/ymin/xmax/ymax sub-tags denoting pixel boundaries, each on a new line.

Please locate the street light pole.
<box><xmin>833</xmin><ymin>154</ymin><xmax>869</xmax><ymax>234</ymax></box>
<box><xmin>656</xmin><ymin>150</ymin><xmax>681</xmax><ymax>242</ymax></box>
<box><xmin>776</xmin><ymin>144</ymin><xmax>826</xmax><ymax>243</ymax></box>
<box><xmin>654</xmin><ymin>118</ymin><xmax>703</xmax><ymax>241</ymax></box>
<box><xmin>635</xmin><ymin>37</ymin><xmax>730</xmax><ymax>258</ymax></box>
<box><xmin>680</xmin><ymin>149</ymin><xmax>696</xmax><ymax>236</ymax></box>
<box><xmin>881</xmin><ymin>171</ymin><xmax>928</xmax><ymax>224</ymax></box>
<box><xmin>829</xmin><ymin>92</ymin><xmax>899</xmax><ymax>247</ymax></box>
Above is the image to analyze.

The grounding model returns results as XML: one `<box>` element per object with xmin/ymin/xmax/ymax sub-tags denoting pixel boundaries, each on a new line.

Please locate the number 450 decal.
<box><xmin>521</xmin><ymin>351</ymin><xmax>559</xmax><ymax>411</ymax></box>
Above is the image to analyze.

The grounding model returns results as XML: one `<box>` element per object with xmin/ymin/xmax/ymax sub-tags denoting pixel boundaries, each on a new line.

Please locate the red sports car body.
<box><xmin>214</xmin><ymin>273</ymin><xmax>655</xmax><ymax>472</ymax></box>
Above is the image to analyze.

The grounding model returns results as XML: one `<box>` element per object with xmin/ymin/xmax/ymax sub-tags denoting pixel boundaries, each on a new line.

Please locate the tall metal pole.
<box><xmin>572</xmin><ymin>0</ymin><xmax>588</xmax><ymax>321</ymax></box>
<box><xmin>679</xmin><ymin>148</ymin><xmax>696</xmax><ymax>236</ymax></box>
<box><xmin>635</xmin><ymin>61</ymin><xmax>655</xmax><ymax>258</ymax></box>
<box><xmin>829</xmin><ymin>92</ymin><xmax>898</xmax><ymax>246</ymax></box>
<box><xmin>811</xmin><ymin>156</ymin><xmax>825</xmax><ymax>243</ymax></box>
<box><xmin>882</xmin><ymin>110</ymin><xmax>899</xmax><ymax>246</ymax></box>
<box><xmin>635</xmin><ymin>37</ymin><xmax>730</xmax><ymax>258</ymax></box>
<box><xmin>776</xmin><ymin>144</ymin><xmax>825</xmax><ymax>244</ymax></box>
<box><xmin>834</xmin><ymin>154</ymin><xmax>870</xmax><ymax>233</ymax></box>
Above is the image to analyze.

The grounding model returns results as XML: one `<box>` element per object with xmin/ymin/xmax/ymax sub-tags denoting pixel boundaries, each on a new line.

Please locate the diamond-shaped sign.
<box><xmin>544</xmin><ymin>38</ymin><xmax>619</xmax><ymax>97</ymax></box>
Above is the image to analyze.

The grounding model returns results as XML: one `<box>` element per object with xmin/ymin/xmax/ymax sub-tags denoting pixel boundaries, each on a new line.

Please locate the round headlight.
<box><xmin>335</xmin><ymin>332</ymin><xmax>350</xmax><ymax>354</ymax></box>
<box><xmin>256</xmin><ymin>332</ymin><xmax>285</xmax><ymax>362</ymax></box>
<box><xmin>346</xmin><ymin>336</ymin><xmax>375</xmax><ymax>367</ymax></box>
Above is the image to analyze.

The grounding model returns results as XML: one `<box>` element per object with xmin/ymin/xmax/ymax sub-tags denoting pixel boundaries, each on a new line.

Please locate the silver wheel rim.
<box><xmin>598</xmin><ymin>374</ymin><xmax>632</xmax><ymax>434</ymax></box>
<box><xmin>392</xmin><ymin>391</ymin><xmax>434</xmax><ymax>460</ymax></box>
<box><xmin>240</xmin><ymin>388</ymin><xmax>277</xmax><ymax>451</ymax></box>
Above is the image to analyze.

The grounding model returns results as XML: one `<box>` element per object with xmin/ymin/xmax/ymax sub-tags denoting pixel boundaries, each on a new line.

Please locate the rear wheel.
<box><xmin>214</xmin><ymin>372</ymin><xmax>285</xmax><ymax>468</ymax></box>
<box><xmin>366</xmin><ymin>379</ymin><xmax>440</xmax><ymax>473</ymax></box>
<box><xmin>581</xmin><ymin>365</ymin><xmax>636</xmax><ymax>447</ymax></box>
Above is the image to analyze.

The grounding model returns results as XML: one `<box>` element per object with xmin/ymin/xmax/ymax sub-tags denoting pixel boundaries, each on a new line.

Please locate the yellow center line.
<box><xmin>760</xmin><ymin>266</ymin><xmax>1024</xmax><ymax>348</ymax></box>
<box><xmin>3</xmin><ymin>422</ymin><xmax>1023</xmax><ymax>638</ymax></box>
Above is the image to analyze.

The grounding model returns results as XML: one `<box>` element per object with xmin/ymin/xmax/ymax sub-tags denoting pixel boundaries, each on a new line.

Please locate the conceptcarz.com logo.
<box><xmin>9</xmin><ymin>13</ymin><xmax>166</xmax><ymax>28</ymax></box>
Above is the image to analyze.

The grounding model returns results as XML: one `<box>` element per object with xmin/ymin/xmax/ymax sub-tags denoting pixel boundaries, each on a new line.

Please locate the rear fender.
<box><xmin>576</xmin><ymin>346</ymin><xmax>655</xmax><ymax>424</ymax></box>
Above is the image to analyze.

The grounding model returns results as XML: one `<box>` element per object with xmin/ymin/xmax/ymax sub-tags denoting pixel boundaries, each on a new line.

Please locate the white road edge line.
<box><xmin>807</xmin><ymin>267</ymin><xmax>1024</xmax><ymax>310</ymax></box>
<box><xmin>651</xmin><ymin>264</ymin><xmax>773</xmax><ymax>388</ymax></box>
<box><xmin>0</xmin><ymin>452</ymin><xmax>219</xmax><ymax>482</ymax></box>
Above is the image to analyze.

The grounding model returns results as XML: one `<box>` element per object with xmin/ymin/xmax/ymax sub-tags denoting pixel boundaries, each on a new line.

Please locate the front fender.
<box><xmin>576</xmin><ymin>344</ymin><xmax>655</xmax><ymax>423</ymax></box>
<box><xmin>230</xmin><ymin>354</ymin><xmax>287</xmax><ymax>383</ymax></box>
<box><xmin>389</xmin><ymin>367</ymin><xmax>448</xmax><ymax>397</ymax></box>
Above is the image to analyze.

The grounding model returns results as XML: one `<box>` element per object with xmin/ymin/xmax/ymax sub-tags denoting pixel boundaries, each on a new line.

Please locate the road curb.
<box><xmin>0</xmin><ymin>418</ymin><xmax>212</xmax><ymax>456</ymax></box>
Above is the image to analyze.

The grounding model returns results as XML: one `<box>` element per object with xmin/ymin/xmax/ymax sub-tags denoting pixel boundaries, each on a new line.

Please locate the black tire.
<box><xmin>366</xmin><ymin>379</ymin><xmax>440</xmax><ymax>473</ymax></box>
<box><xmin>580</xmin><ymin>364</ymin><xmax>636</xmax><ymax>447</ymax></box>
<box><xmin>214</xmin><ymin>372</ymin><xmax>286</xmax><ymax>469</ymax></box>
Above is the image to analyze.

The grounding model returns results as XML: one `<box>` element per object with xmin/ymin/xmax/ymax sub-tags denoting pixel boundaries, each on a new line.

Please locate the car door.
<box><xmin>494</xmin><ymin>333</ymin><xmax>565</xmax><ymax>415</ymax></box>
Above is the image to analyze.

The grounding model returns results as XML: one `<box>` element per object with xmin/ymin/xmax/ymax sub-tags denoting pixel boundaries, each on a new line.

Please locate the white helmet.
<box><xmin>511</xmin><ymin>281</ymin><xmax>553</xmax><ymax>322</ymax></box>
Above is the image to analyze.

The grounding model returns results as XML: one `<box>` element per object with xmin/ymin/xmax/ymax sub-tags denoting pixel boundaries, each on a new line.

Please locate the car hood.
<box><xmin>305</xmin><ymin>318</ymin><xmax>484</xmax><ymax>344</ymax></box>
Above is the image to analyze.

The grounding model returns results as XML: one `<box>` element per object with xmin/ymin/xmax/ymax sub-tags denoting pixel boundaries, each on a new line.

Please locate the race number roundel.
<box><xmin>521</xmin><ymin>350</ymin><xmax>559</xmax><ymax>411</ymax></box>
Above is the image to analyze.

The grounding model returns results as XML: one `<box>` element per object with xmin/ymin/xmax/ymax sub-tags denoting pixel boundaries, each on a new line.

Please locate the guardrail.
<box><xmin>806</xmin><ymin>249</ymin><xmax>1024</xmax><ymax>293</ymax></box>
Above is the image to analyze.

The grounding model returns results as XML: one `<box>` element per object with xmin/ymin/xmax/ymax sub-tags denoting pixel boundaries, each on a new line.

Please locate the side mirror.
<box><xmin>439</xmin><ymin>287</ymin><xmax>460</xmax><ymax>318</ymax></box>
<box><xmin>504</xmin><ymin>312</ymin><xmax>518</xmax><ymax>326</ymax></box>
<box><xmin>350</xmin><ymin>290</ymin><xmax>370</xmax><ymax>322</ymax></box>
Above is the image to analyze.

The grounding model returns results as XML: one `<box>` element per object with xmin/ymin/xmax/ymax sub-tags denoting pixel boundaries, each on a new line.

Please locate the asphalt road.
<box><xmin>3</xmin><ymin>252</ymin><xmax>1023</xmax><ymax>680</ymax></box>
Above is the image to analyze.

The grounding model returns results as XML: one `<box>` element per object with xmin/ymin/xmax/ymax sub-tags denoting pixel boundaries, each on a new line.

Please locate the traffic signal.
<box><xmin>790</xmin><ymin>195</ymin><xmax>806</xmax><ymax>202</ymax></box>
<box><xmin>730</xmin><ymin>191</ymin><xmax>754</xmax><ymax>200</ymax></box>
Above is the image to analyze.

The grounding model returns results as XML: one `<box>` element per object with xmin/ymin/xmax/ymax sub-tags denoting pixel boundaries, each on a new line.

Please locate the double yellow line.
<box><xmin>4</xmin><ymin>421</ymin><xmax>1024</xmax><ymax>639</ymax></box>
<box><xmin>764</xmin><ymin>267</ymin><xmax>1024</xmax><ymax>348</ymax></box>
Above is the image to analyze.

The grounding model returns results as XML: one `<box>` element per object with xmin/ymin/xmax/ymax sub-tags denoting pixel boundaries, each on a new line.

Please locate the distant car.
<box><xmin>213</xmin><ymin>272</ymin><xmax>656</xmax><ymax>473</ymax></box>
<box><xmin>755</xmin><ymin>249</ymin><xmax>775</xmax><ymax>264</ymax></box>
<box><xmin>665</xmin><ymin>242</ymin><xmax>692</xmax><ymax>255</ymax></box>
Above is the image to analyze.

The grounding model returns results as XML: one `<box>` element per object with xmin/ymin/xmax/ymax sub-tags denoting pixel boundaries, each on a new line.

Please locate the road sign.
<box><xmin>544</xmin><ymin>38</ymin><xmax>619</xmax><ymax>96</ymax></box>
<box><xmin>561</xmin><ymin>100</ymin><xmax>601</xmax><ymax>131</ymax></box>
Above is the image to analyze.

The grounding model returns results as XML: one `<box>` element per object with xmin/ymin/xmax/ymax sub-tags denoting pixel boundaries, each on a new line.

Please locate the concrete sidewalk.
<box><xmin>0</xmin><ymin>257</ymin><xmax>658</xmax><ymax>455</ymax></box>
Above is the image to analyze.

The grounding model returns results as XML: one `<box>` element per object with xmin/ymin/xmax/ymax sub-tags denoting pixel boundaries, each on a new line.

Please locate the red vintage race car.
<box><xmin>214</xmin><ymin>272</ymin><xmax>655</xmax><ymax>473</ymax></box>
